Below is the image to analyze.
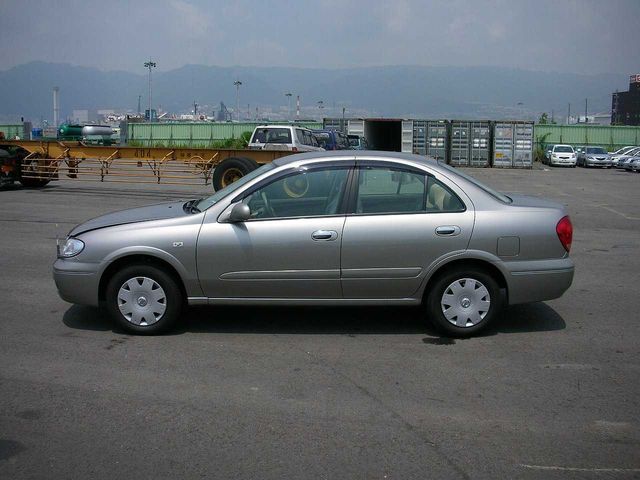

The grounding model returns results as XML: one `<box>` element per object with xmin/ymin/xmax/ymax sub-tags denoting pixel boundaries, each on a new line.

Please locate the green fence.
<box><xmin>534</xmin><ymin>124</ymin><xmax>640</xmax><ymax>150</ymax></box>
<box><xmin>0</xmin><ymin>124</ymin><xmax>25</xmax><ymax>140</ymax></box>
<box><xmin>127</xmin><ymin>121</ymin><xmax>323</xmax><ymax>148</ymax></box>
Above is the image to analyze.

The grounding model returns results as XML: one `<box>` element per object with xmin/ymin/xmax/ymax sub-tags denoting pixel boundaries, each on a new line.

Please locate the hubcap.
<box><xmin>440</xmin><ymin>278</ymin><xmax>491</xmax><ymax>328</ymax></box>
<box><xmin>221</xmin><ymin>168</ymin><xmax>244</xmax><ymax>187</ymax></box>
<box><xmin>117</xmin><ymin>276</ymin><xmax>167</xmax><ymax>326</ymax></box>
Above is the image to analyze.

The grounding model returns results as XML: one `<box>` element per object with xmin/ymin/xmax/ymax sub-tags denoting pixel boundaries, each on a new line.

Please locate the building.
<box><xmin>611</xmin><ymin>74</ymin><xmax>640</xmax><ymax>125</ymax></box>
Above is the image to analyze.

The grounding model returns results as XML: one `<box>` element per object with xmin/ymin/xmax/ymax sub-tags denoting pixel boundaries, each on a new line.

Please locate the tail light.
<box><xmin>556</xmin><ymin>216</ymin><xmax>573</xmax><ymax>253</ymax></box>
<box><xmin>291</xmin><ymin>147</ymin><xmax>298</xmax><ymax>152</ymax></box>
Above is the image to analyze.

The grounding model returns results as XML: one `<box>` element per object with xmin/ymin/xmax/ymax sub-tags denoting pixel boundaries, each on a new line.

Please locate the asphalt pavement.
<box><xmin>1</xmin><ymin>165</ymin><xmax>639</xmax><ymax>479</ymax></box>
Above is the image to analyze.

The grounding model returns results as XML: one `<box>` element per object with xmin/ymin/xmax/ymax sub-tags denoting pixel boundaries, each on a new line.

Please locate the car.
<box><xmin>53</xmin><ymin>151</ymin><xmax>574</xmax><ymax>338</ymax></box>
<box><xmin>312</xmin><ymin>129</ymin><xmax>351</xmax><ymax>150</ymax></box>
<box><xmin>577</xmin><ymin>146</ymin><xmax>611</xmax><ymax>168</ymax></box>
<box><xmin>611</xmin><ymin>146</ymin><xmax>640</xmax><ymax>167</ymax></box>
<box><xmin>623</xmin><ymin>156</ymin><xmax>640</xmax><ymax>172</ymax></box>
<box><xmin>348</xmin><ymin>134</ymin><xmax>369</xmax><ymax>150</ymax></box>
<box><xmin>248</xmin><ymin>125</ymin><xmax>324</xmax><ymax>152</ymax></box>
<box><xmin>546</xmin><ymin>144</ymin><xmax>577</xmax><ymax>167</ymax></box>
<box><xmin>609</xmin><ymin>145</ymin><xmax>636</xmax><ymax>155</ymax></box>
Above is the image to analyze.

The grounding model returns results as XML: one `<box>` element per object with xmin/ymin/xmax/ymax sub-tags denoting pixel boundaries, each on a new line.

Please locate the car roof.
<box><xmin>272</xmin><ymin>150</ymin><xmax>443</xmax><ymax>171</ymax></box>
<box><xmin>254</xmin><ymin>125</ymin><xmax>310</xmax><ymax>130</ymax></box>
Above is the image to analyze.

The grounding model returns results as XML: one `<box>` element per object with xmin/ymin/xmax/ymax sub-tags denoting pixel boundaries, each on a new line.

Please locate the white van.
<box><xmin>248</xmin><ymin>125</ymin><xmax>324</xmax><ymax>152</ymax></box>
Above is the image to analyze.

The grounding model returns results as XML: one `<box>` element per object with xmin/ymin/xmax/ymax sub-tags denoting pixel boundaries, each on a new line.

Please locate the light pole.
<box><xmin>285</xmin><ymin>92</ymin><xmax>292</xmax><ymax>121</ymax></box>
<box><xmin>317</xmin><ymin>100</ymin><xmax>324</xmax><ymax>121</ymax></box>
<box><xmin>144</xmin><ymin>59</ymin><xmax>156</xmax><ymax>121</ymax></box>
<box><xmin>233</xmin><ymin>80</ymin><xmax>242</xmax><ymax>122</ymax></box>
<box><xmin>342</xmin><ymin>106</ymin><xmax>346</xmax><ymax>133</ymax></box>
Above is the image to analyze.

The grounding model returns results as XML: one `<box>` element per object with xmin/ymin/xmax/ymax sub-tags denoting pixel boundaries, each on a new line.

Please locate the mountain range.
<box><xmin>0</xmin><ymin>62</ymin><xmax>628</xmax><ymax>122</ymax></box>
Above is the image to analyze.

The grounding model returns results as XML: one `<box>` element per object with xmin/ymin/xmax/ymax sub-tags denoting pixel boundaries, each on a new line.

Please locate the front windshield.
<box><xmin>196</xmin><ymin>163</ymin><xmax>275</xmax><ymax>211</ymax></box>
<box><xmin>554</xmin><ymin>146</ymin><xmax>573</xmax><ymax>153</ymax></box>
<box><xmin>586</xmin><ymin>147</ymin><xmax>606</xmax><ymax>154</ymax></box>
<box><xmin>438</xmin><ymin>161</ymin><xmax>512</xmax><ymax>204</ymax></box>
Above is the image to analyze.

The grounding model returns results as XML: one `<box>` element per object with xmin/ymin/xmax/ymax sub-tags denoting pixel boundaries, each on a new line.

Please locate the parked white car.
<box><xmin>248</xmin><ymin>125</ymin><xmax>324</xmax><ymax>152</ymax></box>
<box><xmin>546</xmin><ymin>145</ymin><xmax>577</xmax><ymax>167</ymax></box>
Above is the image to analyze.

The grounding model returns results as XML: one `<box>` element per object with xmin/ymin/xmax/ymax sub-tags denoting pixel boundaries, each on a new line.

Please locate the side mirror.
<box><xmin>228</xmin><ymin>202</ymin><xmax>251</xmax><ymax>223</ymax></box>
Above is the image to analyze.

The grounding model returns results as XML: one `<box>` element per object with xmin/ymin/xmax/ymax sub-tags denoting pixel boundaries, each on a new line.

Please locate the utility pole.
<box><xmin>317</xmin><ymin>100</ymin><xmax>324</xmax><ymax>120</ymax></box>
<box><xmin>144</xmin><ymin>59</ymin><xmax>157</xmax><ymax>121</ymax></box>
<box><xmin>585</xmin><ymin>98</ymin><xmax>588</xmax><ymax>124</ymax></box>
<box><xmin>551</xmin><ymin>109</ymin><xmax>555</xmax><ymax>124</ymax></box>
<box><xmin>342</xmin><ymin>106</ymin><xmax>346</xmax><ymax>133</ymax></box>
<box><xmin>137</xmin><ymin>95</ymin><xmax>142</xmax><ymax>115</ymax></box>
<box><xmin>285</xmin><ymin>92</ymin><xmax>292</xmax><ymax>121</ymax></box>
<box><xmin>567</xmin><ymin>103</ymin><xmax>571</xmax><ymax>125</ymax></box>
<box><xmin>193</xmin><ymin>100</ymin><xmax>198</xmax><ymax>120</ymax></box>
<box><xmin>233</xmin><ymin>80</ymin><xmax>242</xmax><ymax>122</ymax></box>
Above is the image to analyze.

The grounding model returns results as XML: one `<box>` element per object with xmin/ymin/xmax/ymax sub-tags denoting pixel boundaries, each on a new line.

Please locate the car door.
<box><xmin>341</xmin><ymin>162</ymin><xmax>474</xmax><ymax>299</ymax></box>
<box><xmin>196</xmin><ymin>162</ymin><xmax>354</xmax><ymax>299</ymax></box>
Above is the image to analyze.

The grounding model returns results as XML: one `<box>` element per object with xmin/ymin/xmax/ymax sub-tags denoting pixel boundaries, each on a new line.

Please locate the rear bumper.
<box><xmin>504</xmin><ymin>258</ymin><xmax>574</xmax><ymax>305</ymax></box>
<box><xmin>53</xmin><ymin>259</ymin><xmax>100</xmax><ymax>306</ymax></box>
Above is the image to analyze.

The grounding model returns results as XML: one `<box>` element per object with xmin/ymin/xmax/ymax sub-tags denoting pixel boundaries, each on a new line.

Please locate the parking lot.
<box><xmin>1</xmin><ymin>165</ymin><xmax>639</xmax><ymax>479</ymax></box>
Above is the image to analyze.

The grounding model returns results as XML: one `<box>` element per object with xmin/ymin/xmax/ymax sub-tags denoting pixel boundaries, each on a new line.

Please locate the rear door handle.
<box><xmin>311</xmin><ymin>230</ymin><xmax>338</xmax><ymax>241</ymax></box>
<box><xmin>435</xmin><ymin>225</ymin><xmax>461</xmax><ymax>236</ymax></box>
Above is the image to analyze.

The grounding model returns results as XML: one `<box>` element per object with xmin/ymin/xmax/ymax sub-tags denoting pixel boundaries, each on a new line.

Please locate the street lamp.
<box><xmin>285</xmin><ymin>92</ymin><xmax>292</xmax><ymax>121</ymax></box>
<box><xmin>144</xmin><ymin>59</ymin><xmax>156</xmax><ymax>121</ymax></box>
<box><xmin>234</xmin><ymin>80</ymin><xmax>242</xmax><ymax>122</ymax></box>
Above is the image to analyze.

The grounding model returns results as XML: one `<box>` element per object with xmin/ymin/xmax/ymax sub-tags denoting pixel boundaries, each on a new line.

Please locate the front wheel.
<box><xmin>105</xmin><ymin>264</ymin><xmax>183</xmax><ymax>335</ymax></box>
<box><xmin>426</xmin><ymin>268</ymin><xmax>504</xmax><ymax>337</ymax></box>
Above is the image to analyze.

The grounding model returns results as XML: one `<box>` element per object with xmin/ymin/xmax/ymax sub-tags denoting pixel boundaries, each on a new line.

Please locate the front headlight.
<box><xmin>59</xmin><ymin>238</ymin><xmax>85</xmax><ymax>258</ymax></box>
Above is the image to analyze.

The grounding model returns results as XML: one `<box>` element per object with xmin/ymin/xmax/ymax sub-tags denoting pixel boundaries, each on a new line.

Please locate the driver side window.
<box><xmin>244</xmin><ymin>168</ymin><xmax>349</xmax><ymax>220</ymax></box>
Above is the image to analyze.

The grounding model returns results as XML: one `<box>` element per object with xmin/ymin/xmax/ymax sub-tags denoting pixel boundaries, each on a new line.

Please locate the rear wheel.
<box><xmin>212</xmin><ymin>157</ymin><xmax>258</xmax><ymax>191</ymax></box>
<box><xmin>19</xmin><ymin>157</ymin><xmax>51</xmax><ymax>187</ymax></box>
<box><xmin>426</xmin><ymin>267</ymin><xmax>504</xmax><ymax>337</ymax></box>
<box><xmin>105</xmin><ymin>264</ymin><xmax>183</xmax><ymax>335</ymax></box>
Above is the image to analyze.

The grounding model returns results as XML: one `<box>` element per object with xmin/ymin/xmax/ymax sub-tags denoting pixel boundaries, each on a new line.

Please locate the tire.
<box><xmin>18</xmin><ymin>156</ymin><xmax>51</xmax><ymax>187</ymax></box>
<box><xmin>212</xmin><ymin>157</ymin><xmax>258</xmax><ymax>191</ymax></box>
<box><xmin>105</xmin><ymin>264</ymin><xmax>183</xmax><ymax>335</ymax></box>
<box><xmin>425</xmin><ymin>267</ymin><xmax>504</xmax><ymax>337</ymax></box>
<box><xmin>18</xmin><ymin>177</ymin><xmax>50</xmax><ymax>187</ymax></box>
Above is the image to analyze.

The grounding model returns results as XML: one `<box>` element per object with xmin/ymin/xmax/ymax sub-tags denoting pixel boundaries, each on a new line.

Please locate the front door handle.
<box><xmin>311</xmin><ymin>230</ymin><xmax>338</xmax><ymax>241</ymax></box>
<box><xmin>435</xmin><ymin>225</ymin><xmax>461</xmax><ymax>236</ymax></box>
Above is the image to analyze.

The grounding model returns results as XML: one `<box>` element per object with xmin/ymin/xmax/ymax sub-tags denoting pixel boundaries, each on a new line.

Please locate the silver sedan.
<box><xmin>53</xmin><ymin>152</ymin><xmax>574</xmax><ymax>337</ymax></box>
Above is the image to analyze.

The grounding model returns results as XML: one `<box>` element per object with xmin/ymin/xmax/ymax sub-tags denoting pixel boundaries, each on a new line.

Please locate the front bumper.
<box><xmin>504</xmin><ymin>257</ymin><xmax>574</xmax><ymax>305</ymax></box>
<box><xmin>53</xmin><ymin>259</ymin><xmax>100</xmax><ymax>306</ymax></box>
<box><xmin>550</xmin><ymin>158</ymin><xmax>576</xmax><ymax>166</ymax></box>
<box><xmin>585</xmin><ymin>158</ymin><xmax>611</xmax><ymax>167</ymax></box>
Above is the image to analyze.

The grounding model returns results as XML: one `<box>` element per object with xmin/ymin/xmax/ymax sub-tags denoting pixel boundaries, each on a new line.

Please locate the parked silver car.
<box><xmin>577</xmin><ymin>147</ymin><xmax>611</xmax><ymax>168</ymax></box>
<box><xmin>53</xmin><ymin>152</ymin><xmax>574</xmax><ymax>337</ymax></box>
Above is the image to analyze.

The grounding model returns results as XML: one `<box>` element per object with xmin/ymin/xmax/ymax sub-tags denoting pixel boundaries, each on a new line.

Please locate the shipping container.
<box><xmin>425</xmin><ymin>121</ymin><xmax>448</xmax><ymax>161</ymax></box>
<box><xmin>469</xmin><ymin>121</ymin><xmax>491</xmax><ymax>167</ymax></box>
<box><xmin>345</xmin><ymin>118</ymin><xmax>411</xmax><ymax>152</ymax></box>
<box><xmin>450</xmin><ymin>121</ymin><xmax>470</xmax><ymax>166</ymax></box>
<box><xmin>412</xmin><ymin>121</ymin><xmax>427</xmax><ymax>155</ymax></box>
<box><xmin>492</xmin><ymin>122</ymin><xmax>514</xmax><ymax>168</ymax></box>
<box><xmin>513</xmin><ymin>122</ymin><xmax>534</xmax><ymax>168</ymax></box>
<box><xmin>493</xmin><ymin>121</ymin><xmax>533</xmax><ymax>168</ymax></box>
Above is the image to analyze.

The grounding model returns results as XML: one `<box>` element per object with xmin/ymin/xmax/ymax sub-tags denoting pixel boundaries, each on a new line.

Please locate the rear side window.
<box><xmin>354</xmin><ymin>167</ymin><xmax>464</xmax><ymax>215</ymax></box>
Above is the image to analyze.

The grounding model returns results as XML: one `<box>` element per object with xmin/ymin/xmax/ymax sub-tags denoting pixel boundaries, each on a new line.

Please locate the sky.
<box><xmin>1</xmin><ymin>0</ymin><xmax>639</xmax><ymax>75</ymax></box>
